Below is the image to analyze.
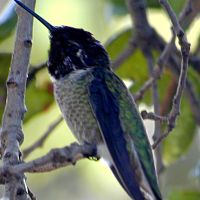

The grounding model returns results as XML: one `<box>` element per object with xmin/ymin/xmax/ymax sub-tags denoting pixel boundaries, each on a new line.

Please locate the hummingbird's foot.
<box><xmin>82</xmin><ymin>142</ymin><xmax>100</xmax><ymax>161</ymax></box>
<box><xmin>88</xmin><ymin>156</ymin><xmax>100</xmax><ymax>161</ymax></box>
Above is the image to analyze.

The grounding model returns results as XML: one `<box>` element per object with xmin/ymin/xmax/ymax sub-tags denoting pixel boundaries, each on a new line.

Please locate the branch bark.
<box><xmin>0</xmin><ymin>0</ymin><xmax>35</xmax><ymax>199</ymax></box>
<box><xmin>0</xmin><ymin>143</ymin><xmax>97</xmax><ymax>175</ymax></box>
<box><xmin>152</xmin><ymin>0</ymin><xmax>190</xmax><ymax>148</ymax></box>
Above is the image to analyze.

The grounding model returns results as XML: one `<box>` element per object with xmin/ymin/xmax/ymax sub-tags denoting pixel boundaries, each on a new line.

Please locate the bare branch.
<box><xmin>134</xmin><ymin>0</ymin><xmax>200</xmax><ymax>126</ymax></box>
<box><xmin>129</xmin><ymin>0</ymin><xmax>200</xmax><ymax>121</ymax></box>
<box><xmin>0</xmin><ymin>143</ymin><xmax>97</xmax><ymax>175</ymax></box>
<box><xmin>0</xmin><ymin>0</ymin><xmax>36</xmax><ymax>199</ymax></box>
<box><xmin>23</xmin><ymin>116</ymin><xmax>63</xmax><ymax>159</ymax></box>
<box><xmin>153</xmin><ymin>0</ymin><xmax>190</xmax><ymax>149</ymax></box>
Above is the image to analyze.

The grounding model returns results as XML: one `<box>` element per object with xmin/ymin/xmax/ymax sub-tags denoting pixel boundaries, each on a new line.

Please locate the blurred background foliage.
<box><xmin>0</xmin><ymin>0</ymin><xmax>200</xmax><ymax>199</ymax></box>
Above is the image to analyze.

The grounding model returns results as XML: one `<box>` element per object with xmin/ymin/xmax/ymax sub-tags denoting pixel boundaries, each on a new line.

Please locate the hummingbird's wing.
<box><xmin>88</xmin><ymin>67</ymin><xmax>162</xmax><ymax>200</ymax></box>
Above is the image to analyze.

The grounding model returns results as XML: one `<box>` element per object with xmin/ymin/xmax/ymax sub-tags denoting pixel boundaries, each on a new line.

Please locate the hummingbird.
<box><xmin>14</xmin><ymin>1</ymin><xmax>162</xmax><ymax>199</ymax></box>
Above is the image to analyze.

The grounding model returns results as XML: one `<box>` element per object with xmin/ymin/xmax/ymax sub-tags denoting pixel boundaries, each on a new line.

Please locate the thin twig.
<box><xmin>152</xmin><ymin>0</ymin><xmax>190</xmax><ymax>149</ymax></box>
<box><xmin>23</xmin><ymin>116</ymin><xmax>63</xmax><ymax>159</ymax></box>
<box><xmin>141</xmin><ymin>111</ymin><xmax>168</xmax><ymax>122</ymax></box>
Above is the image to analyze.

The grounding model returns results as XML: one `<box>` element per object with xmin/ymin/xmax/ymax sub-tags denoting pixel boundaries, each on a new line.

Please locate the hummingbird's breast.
<box><xmin>53</xmin><ymin>69</ymin><xmax>102</xmax><ymax>144</ymax></box>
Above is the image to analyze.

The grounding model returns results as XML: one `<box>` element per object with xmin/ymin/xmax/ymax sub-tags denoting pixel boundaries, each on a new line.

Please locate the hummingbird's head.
<box><xmin>48</xmin><ymin>26</ymin><xmax>110</xmax><ymax>79</ymax></box>
<box><xmin>14</xmin><ymin>0</ymin><xmax>110</xmax><ymax>80</ymax></box>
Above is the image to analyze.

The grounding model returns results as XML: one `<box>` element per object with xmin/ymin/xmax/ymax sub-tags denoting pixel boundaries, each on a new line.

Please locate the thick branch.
<box><xmin>0</xmin><ymin>0</ymin><xmax>35</xmax><ymax>199</ymax></box>
<box><xmin>125</xmin><ymin>0</ymin><xmax>151</xmax><ymax>35</ymax></box>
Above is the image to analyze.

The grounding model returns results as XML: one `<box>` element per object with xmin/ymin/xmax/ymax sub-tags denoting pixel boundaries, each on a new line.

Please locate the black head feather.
<box><xmin>13</xmin><ymin>0</ymin><xmax>110</xmax><ymax>80</ymax></box>
<box><xmin>48</xmin><ymin>26</ymin><xmax>110</xmax><ymax>79</ymax></box>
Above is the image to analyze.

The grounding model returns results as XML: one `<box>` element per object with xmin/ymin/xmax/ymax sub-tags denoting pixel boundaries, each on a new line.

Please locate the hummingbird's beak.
<box><xmin>14</xmin><ymin>0</ymin><xmax>55</xmax><ymax>32</ymax></box>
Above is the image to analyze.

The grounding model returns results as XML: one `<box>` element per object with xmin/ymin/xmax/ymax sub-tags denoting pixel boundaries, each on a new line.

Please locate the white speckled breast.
<box><xmin>53</xmin><ymin>69</ymin><xmax>102</xmax><ymax>144</ymax></box>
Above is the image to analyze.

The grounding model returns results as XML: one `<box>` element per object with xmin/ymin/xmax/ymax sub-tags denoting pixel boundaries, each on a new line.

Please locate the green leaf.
<box><xmin>106</xmin><ymin>28</ymin><xmax>148</xmax><ymax>85</ymax></box>
<box><xmin>0</xmin><ymin>3</ymin><xmax>17</xmax><ymax>43</ymax></box>
<box><xmin>163</xmin><ymin>97</ymin><xmax>196</xmax><ymax>165</ymax></box>
<box><xmin>168</xmin><ymin>189</ymin><xmax>200</xmax><ymax>200</ymax></box>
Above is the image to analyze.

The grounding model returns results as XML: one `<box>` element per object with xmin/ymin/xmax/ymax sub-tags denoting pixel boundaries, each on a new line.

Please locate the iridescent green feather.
<box><xmin>104</xmin><ymin>70</ymin><xmax>161</xmax><ymax>198</ymax></box>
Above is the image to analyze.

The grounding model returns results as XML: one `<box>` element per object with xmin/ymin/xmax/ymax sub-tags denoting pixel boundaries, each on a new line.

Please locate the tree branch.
<box><xmin>134</xmin><ymin>0</ymin><xmax>200</xmax><ymax>125</ymax></box>
<box><xmin>0</xmin><ymin>143</ymin><xmax>97</xmax><ymax>175</ymax></box>
<box><xmin>126</xmin><ymin>0</ymin><xmax>200</xmax><ymax>122</ymax></box>
<box><xmin>152</xmin><ymin>0</ymin><xmax>190</xmax><ymax>149</ymax></box>
<box><xmin>0</xmin><ymin>0</ymin><xmax>35</xmax><ymax>199</ymax></box>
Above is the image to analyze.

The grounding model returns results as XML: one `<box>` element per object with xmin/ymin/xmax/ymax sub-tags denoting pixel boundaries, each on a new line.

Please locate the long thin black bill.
<box><xmin>14</xmin><ymin>0</ymin><xmax>55</xmax><ymax>32</ymax></box>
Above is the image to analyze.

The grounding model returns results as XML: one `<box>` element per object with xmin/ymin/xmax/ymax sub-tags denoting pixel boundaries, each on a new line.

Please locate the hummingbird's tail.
<box><xmin>89</xmin><ymin>67</ymin><xmax>162</xmax><ymax>200</ymax></box>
